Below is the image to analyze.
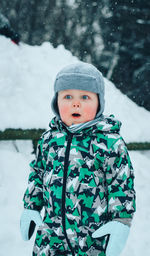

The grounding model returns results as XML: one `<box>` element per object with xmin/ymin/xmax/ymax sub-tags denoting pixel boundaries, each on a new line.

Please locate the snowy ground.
<box><xmin>0</xmin><ymin>140</ymin><xmax>150</xmax><ymax>256</ymax></box>
<box><xmin>0</xmin><ymin>36</ymin><xmax>150</xmax><ymax>255</ymax></box>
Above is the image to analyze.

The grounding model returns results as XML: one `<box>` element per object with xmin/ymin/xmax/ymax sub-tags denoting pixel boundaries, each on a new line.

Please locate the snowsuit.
<box><xmin>23</xmin><ymin>115</ymin><xmax>136</xmax><ymax>256</ymax></box>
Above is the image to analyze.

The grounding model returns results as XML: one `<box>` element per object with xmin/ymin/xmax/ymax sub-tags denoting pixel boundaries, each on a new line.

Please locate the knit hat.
<box><xmin>51</xmin><ymin>61</ymin><xmax>105</xmax><ymax>118</ymax></box>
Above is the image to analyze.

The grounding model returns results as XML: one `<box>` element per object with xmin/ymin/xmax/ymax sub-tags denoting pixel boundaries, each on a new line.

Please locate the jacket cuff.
<box><xmin>113</xmin><ymin>218</ymin><xmax>132</xmax><ymax>227</ymax></box>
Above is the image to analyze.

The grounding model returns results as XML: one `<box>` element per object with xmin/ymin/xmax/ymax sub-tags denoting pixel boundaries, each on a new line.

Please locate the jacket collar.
<box><xmin>49</xmin><ymin>115</ymin><xmax>121</xmax><ymax>135</ymax></box>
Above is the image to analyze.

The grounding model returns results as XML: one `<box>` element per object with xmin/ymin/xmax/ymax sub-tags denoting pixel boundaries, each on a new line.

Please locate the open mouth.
<box><xmin>72</xmin><ymin>113</ymin><xmax>81</xmax><ymax>117</ymax></box>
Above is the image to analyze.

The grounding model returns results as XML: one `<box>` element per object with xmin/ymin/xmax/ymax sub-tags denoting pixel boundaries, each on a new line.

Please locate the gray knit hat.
<box><xmin>51</xmin><ymin>61</ymin><xmax>105</xmax><ymax>118</ymax></box>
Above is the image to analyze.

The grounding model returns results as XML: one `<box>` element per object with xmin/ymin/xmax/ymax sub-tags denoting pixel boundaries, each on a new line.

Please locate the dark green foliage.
<box><xmin>103</xmin><ymin>0</ymin><xmax>150</xmax><ymax>111</ymax></box>
<box><xmin>0</xmin><ymin>129</ymin><xmax>150</xmax><ymax>151</ymax></box>
<box><xmin>0</xmin><ymin>128</ymin><xmax>45</xmax><ymax>140</ymax></box>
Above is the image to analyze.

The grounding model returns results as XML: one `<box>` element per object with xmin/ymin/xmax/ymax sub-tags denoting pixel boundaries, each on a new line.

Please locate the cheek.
<box><xmin>83</xmin><ymin>105</ymin><xmax>97</xmax><ymax>119</ymax></box>
<box><xmin>58</xmin><ymin>103</ymin><xmax>70</xmax><ymax>119</ymax></box>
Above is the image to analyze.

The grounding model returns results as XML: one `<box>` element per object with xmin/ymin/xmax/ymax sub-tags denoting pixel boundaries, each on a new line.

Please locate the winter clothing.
<box><xmin>68</xmin><ymin>117</ymin><xmax>103</xmax><ymax>133</ymax></box>
<box><xmin>51</xmin><ymin>62</ymin><xmax>105</xmax><ymax>119</ymax></box>
<box><xmin>0</xmin><ymin>12</ymin><xmax>20</xmax><ymax>44</ymax></box>
<box><xmin>20</xmin><ymin>209</ymin><xmax>43</xmax><ymax>241</ymax></box>
<box><xmin>92</xmin><ymin>221</ymin><xmax>130</xmax><ymax>256</ymax></box>
<box><xmin>23</xmin><ymin>115</ymin><xmax>136</xmax><ymax>256</ymax></box>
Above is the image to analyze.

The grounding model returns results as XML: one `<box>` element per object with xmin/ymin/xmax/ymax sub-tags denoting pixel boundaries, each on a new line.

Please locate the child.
<box><xmin>20</xmin><ymin>62</ymin><xmax>136</xmax><ymax>256</ymax></box>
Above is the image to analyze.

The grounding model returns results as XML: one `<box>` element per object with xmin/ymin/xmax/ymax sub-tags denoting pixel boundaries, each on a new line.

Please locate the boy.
<box><xmin>20</xmin><ymin>62</ymin><xmax>136</xmax><ymax>256</ymax></box>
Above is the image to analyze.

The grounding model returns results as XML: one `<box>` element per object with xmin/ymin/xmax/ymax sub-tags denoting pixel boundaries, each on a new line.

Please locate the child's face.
<box><xmin>58</xmin><ymin>89</ymin><xmax>99</xmax><ymax>126</ymax></box>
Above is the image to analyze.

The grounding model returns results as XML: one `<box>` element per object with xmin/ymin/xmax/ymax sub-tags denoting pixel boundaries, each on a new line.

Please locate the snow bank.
<box><xmin>0</xmin><ymin>36</ymin><xmax>150</xmax><ymax>142</ymax></box>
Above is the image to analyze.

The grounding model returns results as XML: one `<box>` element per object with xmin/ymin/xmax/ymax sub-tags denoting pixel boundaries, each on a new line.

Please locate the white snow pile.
<box><xmin>0</xmin><ymin>36</ymin><xmax>150</xmax><ymax>256</ymax></box>
<box><xmin>0</xmin><ymin>36</ymin><xmax>150</xmax><ymax>143</ymax></box>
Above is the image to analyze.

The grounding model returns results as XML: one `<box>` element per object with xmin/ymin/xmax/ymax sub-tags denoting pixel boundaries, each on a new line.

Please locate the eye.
<box><xmin>82</xmin><ymin>95</ymin><xmax>89</xmax><ymax>99</ymax></box>
<box><xmin>65</xmin><ymin>95</ymin><xmax>72</xmax><ymax>99</ymax></box>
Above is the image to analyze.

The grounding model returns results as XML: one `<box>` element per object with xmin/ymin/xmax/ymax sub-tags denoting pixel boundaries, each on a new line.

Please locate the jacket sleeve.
<box><xmin>105</xmin><ymin>136</ymin><xmax>136</xmax><ymax>222</ymax></box>
<box><xmin>23</xmin><ymin>137</ymin><xmax>46</xmax><ymax>211</ymax></box>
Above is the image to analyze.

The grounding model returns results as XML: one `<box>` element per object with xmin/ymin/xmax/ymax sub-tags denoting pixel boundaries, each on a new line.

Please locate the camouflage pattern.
<box><xmin>23</xmin><ymin>115</ymin><xmax>136</xmax><ymax>256</ymax></box>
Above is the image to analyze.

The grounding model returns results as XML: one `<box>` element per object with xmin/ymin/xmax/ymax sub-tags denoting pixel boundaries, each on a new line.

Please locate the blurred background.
<box><xmin>1</xmin><ymin>0</ymin><xmax>150</xmax><ymax>111</ymax></box>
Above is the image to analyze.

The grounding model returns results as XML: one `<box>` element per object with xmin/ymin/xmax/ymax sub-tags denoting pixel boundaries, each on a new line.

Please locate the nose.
<box><xmin>73</xmin><ymin>103</ymin><xmax>80</xmax><ymax>108</ymax></box>
<box><xmin>73</xmin><ymin>101</ymin><xmax>80</xmax><ymax>108</ymax></box>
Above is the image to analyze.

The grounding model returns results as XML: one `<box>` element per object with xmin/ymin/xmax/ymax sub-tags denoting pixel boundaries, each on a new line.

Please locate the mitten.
<box><xmin>92</xmin><ymin>221</ymin><xmax>130</xmax><ymax>256</ymax></box>
<box><xmin>20</xmin><ymin>209</ymin><xmax>43</xmax><ymax>241</ymax></box>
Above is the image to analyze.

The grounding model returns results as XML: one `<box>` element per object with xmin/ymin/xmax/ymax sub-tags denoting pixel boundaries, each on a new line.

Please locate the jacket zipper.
<box><xmin>62</xmin><ymin>132</ymin><xmax>75</xmax><ymax>256</ymax></box>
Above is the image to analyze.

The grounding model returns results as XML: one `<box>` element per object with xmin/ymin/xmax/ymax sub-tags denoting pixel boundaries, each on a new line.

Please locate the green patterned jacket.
<box><xmin>23</xmin><ymin>115</ymin><xmax>136</xmax><ymax>256</ymax></box>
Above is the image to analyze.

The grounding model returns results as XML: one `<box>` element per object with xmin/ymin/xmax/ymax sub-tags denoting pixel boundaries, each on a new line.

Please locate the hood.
<box><xmin>95</xmin><ymin>115</ymin><xmax>122</xmax><ymax>133</ymax></box>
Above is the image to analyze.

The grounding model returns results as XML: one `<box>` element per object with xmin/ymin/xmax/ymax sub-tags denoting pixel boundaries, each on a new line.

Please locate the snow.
<box><xmin>0</xmin><ymin>36</ymin><xmax>150</xmax><ymax>142</ymax></box>
<box><xmin>0</xmin><ymin>36</ymin><xmax>150</xmax><ymax>255</ymax></box>
<box><xmin>0</xmin><ymin>141</ymin><xmax>34</xmax><ymax>255</ymax></box>
<box><xmin>0</xmin><ymin>141</ymin><xmax>150</xmax><ymax>256</ymax></box>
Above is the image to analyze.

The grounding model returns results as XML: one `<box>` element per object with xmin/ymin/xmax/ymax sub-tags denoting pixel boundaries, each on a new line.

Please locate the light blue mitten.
<box><xmin>20</xmin><ymin>209</ymin><xmax>43</xmax><ymax>241</ymax></box>
<box><xmin>92</xmin><ymin>221</ymin><xmax>130</xmax><ymax>256</ymax></box>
